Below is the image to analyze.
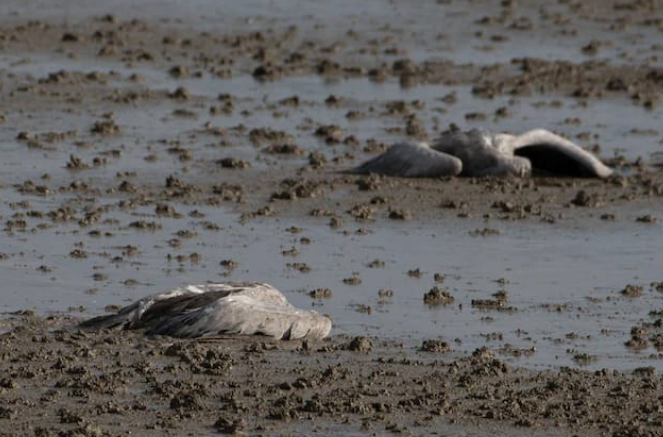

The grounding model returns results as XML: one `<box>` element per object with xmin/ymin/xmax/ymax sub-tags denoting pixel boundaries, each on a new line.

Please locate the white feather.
<box><xmin>81</xmin><ymin>281</ymin><xmax>332</xmax><ymax>340</ymax></box>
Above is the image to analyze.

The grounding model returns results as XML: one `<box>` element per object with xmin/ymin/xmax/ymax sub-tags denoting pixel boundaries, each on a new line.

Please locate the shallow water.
<box><xmin>2</xmin><ymin>185</ymin><xmax>662</xmax><ymax>371</ymax></box>
<box><xmin>3</xmin><ymin>49</ymin><xmax>661</xmax><ymax>172</ymax></box>
<box><xmin>1</xmin><ymin>0</ymin><xmax>663</xmax><ymax>374</ymax></box>
<box><xmin>3</xmin><ymin>0</ymin><xmax>662</xmax><ymax>67</ymax></box>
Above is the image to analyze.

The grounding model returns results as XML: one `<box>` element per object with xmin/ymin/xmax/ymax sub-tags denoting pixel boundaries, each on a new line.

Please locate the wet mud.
<box><xmin>2</xmin><ymin>0</ymin><xmax>663</xmax><ymax>435</ymax></box>
<box><xmin>1</xmin><ymin>315</ymin><xmax>662</xmax><ymax>437</ymax></box>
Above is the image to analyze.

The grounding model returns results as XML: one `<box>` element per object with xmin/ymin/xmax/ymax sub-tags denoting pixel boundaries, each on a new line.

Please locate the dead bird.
<box><xmin>350</xmin><ymin>128</ymin><xmax>612</xmax><ymax>178</ymax></box>
<box><xmin>80</xmin><ymin>282</ymin><xmax>332</xmax><ymax>340</ymax></box>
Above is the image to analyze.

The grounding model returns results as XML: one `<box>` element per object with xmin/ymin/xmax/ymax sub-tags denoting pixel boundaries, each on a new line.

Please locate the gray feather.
<box><xmin>350</xmin><ymin>128</ymin><xmax>611</xmax><ymax>179</ymax></box>
<box><xmin>79</xmin><ymin>282</ymin><xmax>332</xmax><ymax>340</ymax></box>
<box><xmin>349</xmin><ymin>142</ymin><xmax>463</xmax><ymax>177</ymax></box>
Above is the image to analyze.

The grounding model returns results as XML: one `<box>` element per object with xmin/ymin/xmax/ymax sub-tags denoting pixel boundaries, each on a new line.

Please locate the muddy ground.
<box><xmin>2</xmin><ymin>0</ymin><xmax>663</xmax><ymax>435</ymax></box>
<box><xmin>1</xmin><ymin>314</ymin><xmax>662</xmax><ymax>437</ymax></box>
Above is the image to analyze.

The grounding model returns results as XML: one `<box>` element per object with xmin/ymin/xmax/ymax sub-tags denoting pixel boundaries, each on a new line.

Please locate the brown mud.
<box><xmin>1</xmin><ymin>315</ymin><xmax>662</xmax><ymax>437</ymax></box>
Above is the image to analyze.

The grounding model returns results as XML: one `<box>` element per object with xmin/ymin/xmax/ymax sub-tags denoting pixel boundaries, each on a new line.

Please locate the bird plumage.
<box><xmin>348</xmin><ymin>141</ymin><xmax>462</xmax><ymax>177</ymax></box>
<box><xmin>350</xmin><ymin>128</ymin><xmax>612</xmax><ymax>179</ymax></box>
<box><xmin>79</xmin><ymin>282</ymin><xmax>332</xmax><ymax>340</ymax></box>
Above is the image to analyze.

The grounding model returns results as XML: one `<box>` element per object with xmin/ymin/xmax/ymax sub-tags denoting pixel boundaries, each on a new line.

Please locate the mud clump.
<box><xmin>469</xmin><ymin>228</ymin><xmax>501</xmax><ymax>237</ymax></box>
<box><xmin>314</xmin><ymin>124</ymin><xmax>343</xmax><ymax>144</ymax></box>
<box><xmin>347</xmin><ymin>203</ymin><xmax>376</xmax><ymax>220</ymax></box>
<box><xmin>355</xmin><ymin>174</ymin><xmax>386</xmax><ymax>191</ymax></box>
<box><xmin>309</xmin><ymin>288</ymin><xmax>333</xmax><ymax>298</ymax></box>
<box><xmin>170</xmin><ymin>390</ymin><xmax>204</xmax><ymax>411</ymax></box>
<box><xmin>214</xmin><ymin>416</ymin><xmax>247</xmax><ymax>434</ymax></box>
<box><xmin>168</xmin><ymin>86</ymin><xmax>190</xmax><ymax>99</ymax></box>
<box><xmin>271</xmin><ymin>179</ymin><xmax>323</xmax><ymax>200</ymax></box>
<box><xmin>388</xmin><ymin>208</ymin><xmax>412</xmax><ymax>220</ymax></box>
<box><xmin>263</xmin><ymin>144</ymin><xmax>304</xmax><ymax>155</ymax></box>
<box><xmin>405</xmin><ymin>115</ymin><xmax>427</xmax><ymax>138</ymax></box>
<box><xmin>252</xmin><ymin>63</ymin><xmax>285</xmax><ymax>81</ymax></box>
<box><xmin>571</xmin><ymin>190</ymin><xmax>601</xmax><ymax>207</ymax></box>
<box><xmin>636</xmin><ymin>214</ymin><xmax>657</xmax><ymax>223</ymax></box>
<box><xmin>66</xmin><ymin>154</ymin><xmax>90</xmax><ymax>170</ymax></box>
<box><xmin>217</xmin><ymin>157</ymin><xmax>251</xmax><ymax>169</ymax></box>
<box><xmin>423</xmin><ymin>286</ymin><xmax>455</xmax><ymax>305</ymax></box>
<box><xmin>212</xmin><ymin>183</ymin><xmax>244</xmax><ymax>202</ymax></box>
<box><xmin>471</xmin><ymin>291</ymin><xmax>516</xmax><ymax>312</ymax></box>
<box><xmin>346</xmin><ymin>336</ymin><xmax>372</xmax><ymax>352</ymax></box>
<box><xmin>342</xmin><ymin>276</ymin><xmax>362</xmax><ymax>286</ymax></box>
<box><xmin>0</xmin><ymin>407</ymin><xmax>16</xmax><ymax>420</ymax></box>
<box><xmin>625</xmin><ymin>334</ymin><xmax>649</xmax><ymax>350</ymax></box>
<box><xmin>155</xmin><ymin>203</ymin><xmax>182</xmax><ymax>218</ymax></box>
<box><xmin>249</xmin><ymin>128</ymin><xmax>293</xmax><ymax>146</ymax></box>
<box><xmin>91</xmin><ymin>119</ymin><xmax>121</xmax><ymax>135</ymax></box>
<box><xmin>621</xmin><ymin>284</ymin><xmax>643</xmax><ymax>297</ymax></box>
<box><xmin>287</xmin><ymin>262</ymin><xmax>310</xmax><ymax>273</ymax></box>
<box><xmin>164</xmin><ymin>342</ymin><xmax>234</xmax><ymax>375</ymax></box>
<box><xmin>420</xmin><ymin>339</ymin><xmax>450</xmax><ymax>353</ymax></box>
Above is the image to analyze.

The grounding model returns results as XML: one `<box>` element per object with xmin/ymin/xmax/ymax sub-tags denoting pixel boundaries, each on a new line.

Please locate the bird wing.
<box><xmin>77</xmin><ymin>285</ymin><xmax>205</xmax><ymax>330</ymax></box>
<box><xmin>509</xmin><ymin>129</ymin><xmax>613</xmax><ymax>178</ymax></box>
<box><xmin>82</xmin><ymin>281</ymin><xmax>332</xmax><ymax>340</ymax></box>
<box><xmin>349</xmin><ymin>142</ymin><xmax>462</xmax><ymax>177</ymax></box>
<box><xmin>78</xmin><ymin>282</ymin><xmax>270</xmax><ymax>331</ymax></box>
<box><xmin>148</xmin><ymin>294</ymin><xmax>332</xmax><ymax>340</ymax></box>
<box><xmin>138</xmin><ymin>289</ymin><xmax>234</xmax><ymax>329</ymax></box>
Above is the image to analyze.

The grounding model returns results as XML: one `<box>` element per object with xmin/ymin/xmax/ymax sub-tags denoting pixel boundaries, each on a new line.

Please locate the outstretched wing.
<box><xmin>349</xmin><ymin>142</ymin><xmax>462</xmax><ymax>177</ymax></box>
<box><xmin>510</xmin><ymin>129</ymin><xmax>612</xmax><ymax>178</ymax></box>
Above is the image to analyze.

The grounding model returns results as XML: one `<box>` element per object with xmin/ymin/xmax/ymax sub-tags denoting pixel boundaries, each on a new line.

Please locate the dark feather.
<box><xmin>139</xmin><ymin>289</ymin><xmax>233</xmax><ymax>329</ymax></box>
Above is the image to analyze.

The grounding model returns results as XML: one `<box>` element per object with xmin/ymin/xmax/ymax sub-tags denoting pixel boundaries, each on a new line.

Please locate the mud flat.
<box><xmin>1</xmin><ymin>0</ymin><xmax>663</xmax><ymax>436</ymax></box>
<box><xmin>1</xmin><ymin>315</ymin><xmax>662</xmax><ymax>437</ymax></box>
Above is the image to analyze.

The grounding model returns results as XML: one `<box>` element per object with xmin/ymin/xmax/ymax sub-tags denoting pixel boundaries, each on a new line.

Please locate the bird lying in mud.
<box><xmin>350</xmin><ymin>128</ymin><xmax>613</xmax><ymax>178</ymax></box>
<box><xmin>79</xmin><ymin>282</ymin><xmax>332</xmax><ymax>340</ymax></box>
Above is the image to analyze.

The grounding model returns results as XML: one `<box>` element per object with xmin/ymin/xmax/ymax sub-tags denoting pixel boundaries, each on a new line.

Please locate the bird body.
<box><xmin>433</xmin><ymin>129</ymin><xmax>531</xmax><ymax>177</ymax></box>
<box><xmin>351</xmin><ymin>128</ymin><xmax>612</xmax><ymax>178</ymax></box>
<box><xmin>79</xmin><ymin>282</ymin><xmax>332</xmax><ymax>340</ymax></box>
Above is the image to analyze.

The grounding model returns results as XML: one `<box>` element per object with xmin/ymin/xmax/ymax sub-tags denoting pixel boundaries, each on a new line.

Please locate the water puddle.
<box><xmin>1</xmin><ymin>188</ymin><xmax>661</xmax><ymax>371</ymax></box>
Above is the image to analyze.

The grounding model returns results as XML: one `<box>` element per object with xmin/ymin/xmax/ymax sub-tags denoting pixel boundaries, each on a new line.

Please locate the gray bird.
<box><xmin>79</xmin><ymin>282</ymin><xmax>332</xmax><ymax>340</ymax></box>
<box><xmin>350</xmin><ymin>128</ymin><xmax>612</xmax><ymax>178</ymax></box>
